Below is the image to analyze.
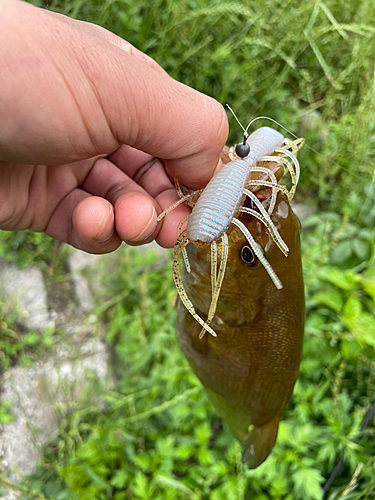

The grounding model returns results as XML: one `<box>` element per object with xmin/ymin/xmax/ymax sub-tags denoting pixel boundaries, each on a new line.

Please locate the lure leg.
<box><xmin>157</xmin><ymin>189</ymin><xmax>203</xmax><ymax>222</ymax></box>
<box><xmin>177</xmin><ymin>215</ymin><xmax>191</xmax><ymax>273</ymax></box>
<box><xmin>240</xmin><ymin>205</ymin><xmax>289</xmax><ymax>256</ymax></box>
<box><xmin>199</xmin><ymin>234</ymin><xmax>229</xmax><ymax>339</ymax></box>
<box><xmin>244</xmin><ymin>166</ymin><xmax>278</xmax><ymax>214</ymax></box>
<box><xmin>210</xmin><ymin>235</ymin><xmax>228</xmax><ymax>322</ymax></box>
<box><xmin>231</xmin><ymin>218</ymin><xmax>283</xmax><ymax>290</ymax></box>
<box><xmin>197</xmin><ymin>241</ymin><xmax>217</xmax><ymax>338</ymax></box>
<box><xmin>211</xmin><ymin>240</ymin><xmax>217</xmax><ymax>295</ymax></box>
<box><xmin>275</xmin><ymin>147</ymin><xmax>301</xmax><ymax>192</ymax></box>
<box><xmin>182</xmin><ymin>249</ymin><xmax>191</xmax><ymax>274</ymax></box>
<box><xmin>174</xmin><ymin>172</ymin><xmax>185</xmax><ymax>200</ymax></box>
<box><xmin>283</xmin><ymin>137</ymin><xmax>305</xmax><ymax>156</ymax></box>
<box><xmin>261</xmin><ymin>156</ymin><xmax>297</xmax><ymax>199</ymax></box>
<box><xmin>173</xmin><ymin>231</ymin><xmax>217</xmax><ymax>337</ymax></box>
<box><xmin>174</xmin><ymin>173</ymin><xmax>199</xmax><ymax>208</ymax></box>
<box><xmin>242</xmin><ymin>189</ymin><xmax>289</xmax><ymax>256</ymax></box>
<box><xmin>245</xmin><ymin>180</ymin><xmax>290</xmax><ymax>199</ymax></box>
<box><xmin>162</xmin><ymin>175</ymin><xmax>202</xmax><ymax>270</ymax></box>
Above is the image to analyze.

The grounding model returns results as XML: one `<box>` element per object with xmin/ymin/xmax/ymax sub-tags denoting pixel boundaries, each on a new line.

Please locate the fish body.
<box><xmin>176</xmin><ymin>187</ymin><xmax>305</xmax><ymax>468</ymax></box>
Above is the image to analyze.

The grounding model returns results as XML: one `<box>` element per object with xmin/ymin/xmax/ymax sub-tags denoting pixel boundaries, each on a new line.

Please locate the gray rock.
<box><xmin>68</xmin><ymin>248</ymin><xmax>103</xmax><ymax>274</ymax></box>
<box><xmin>55</xmin><ymin>338</ymin><xmax>109</xmax><ymax>391</ymax></box>
<box><xmin>0</xmin><ymin>337</ymin><xmax>110</xmax><ymax>489</ymax></box>
<box><xmin>0</xmin><ymin>489</ymin><xmax>20</xmax><ymax>500</ymax></box>
<box><xmin>1</xmin><ymin>365</ymin><xmax>57</xmax><ymax>480</ymax></box>
<box><xmin>68</xmin><ymin>249</ymin><xmax>103</xmax><ymax>312</ymax></box>
<box><xmin>0</xmin><ymin>262</ymin><xmax>50</xmax><ymax>330</ymax></box>
<box><xmin>68</xmin><ymin>244</ymin><xmax>168</xmax><ymax>313</ymax></box>
<box><xmin>0</xmin><ymin>434</ymin><xmax>21</xmax><ymax>500</ymax></box>
<box><xmin>70</xmin><ymin>272</ymin><xmax>95</xmax><ymax>312</ymax></box>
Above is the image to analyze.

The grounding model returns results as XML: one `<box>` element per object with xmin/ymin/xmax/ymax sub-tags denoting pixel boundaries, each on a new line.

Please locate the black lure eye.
<box><xmin>240</xmin><ymin>245</ymin><xmax>258</xmax><ymax>267</ymax></box>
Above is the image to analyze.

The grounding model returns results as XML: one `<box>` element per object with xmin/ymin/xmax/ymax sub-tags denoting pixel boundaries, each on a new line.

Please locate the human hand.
<box><xmin>0</xmin><ymin>0</ymin><xmax>228</xmax><ymax>253</ymax></box>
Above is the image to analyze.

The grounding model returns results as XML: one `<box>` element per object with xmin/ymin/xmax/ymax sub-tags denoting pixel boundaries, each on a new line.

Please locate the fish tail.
<box><xmin>242</xmin><ymin>416</ymin><xmax>280</xmax><ymax>469</ymax></box>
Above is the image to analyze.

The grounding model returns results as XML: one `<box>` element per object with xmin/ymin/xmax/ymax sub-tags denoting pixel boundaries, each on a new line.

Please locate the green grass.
<box><xmin>1</xmin><ymin>0</ymin><xmax>375</xmax><ymax>498</ymax></box>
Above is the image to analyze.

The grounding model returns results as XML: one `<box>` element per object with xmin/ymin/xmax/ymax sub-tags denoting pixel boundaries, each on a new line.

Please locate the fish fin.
<box><xmin>242</xmin><ymin>416</ymin><xmax>280</xmax><ymax>469</ymax></box>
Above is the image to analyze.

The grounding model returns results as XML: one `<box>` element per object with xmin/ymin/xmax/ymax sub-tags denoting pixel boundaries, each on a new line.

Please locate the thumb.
<box><xmin>97</xmin><ymin>59</ymin><xmax>229</xmax><ymax>188</ymax></box>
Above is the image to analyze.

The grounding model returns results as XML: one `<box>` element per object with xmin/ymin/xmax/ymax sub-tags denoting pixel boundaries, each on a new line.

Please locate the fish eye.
<box><xmin>240</xmin><ymin>245</ymin><xmax>259</xmax><ymax>267</ymax></box>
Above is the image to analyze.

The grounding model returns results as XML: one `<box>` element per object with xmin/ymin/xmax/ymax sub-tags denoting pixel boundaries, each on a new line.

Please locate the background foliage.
<box><xmin>1</xmin><ymin>0</ymin><xmax>375</xmax><ymax>498</ymax></box>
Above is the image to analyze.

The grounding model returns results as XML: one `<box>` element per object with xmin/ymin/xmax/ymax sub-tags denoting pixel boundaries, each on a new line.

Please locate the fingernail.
<box><xmin>94</xmin><ymin>205</ymin><xmax>115</xmax><ymax>242</ymax></box>
<box><xmin>129</xmin><ymin>207</ymin><xmax>157</xmax><ymax>242</ymax></box>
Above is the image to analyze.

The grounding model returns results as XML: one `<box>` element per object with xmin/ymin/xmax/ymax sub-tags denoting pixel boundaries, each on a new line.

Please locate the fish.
<box><xmin>175</xmin><ymin>148</ymin><xmax>305</xmax><ymax>468</ymax></box>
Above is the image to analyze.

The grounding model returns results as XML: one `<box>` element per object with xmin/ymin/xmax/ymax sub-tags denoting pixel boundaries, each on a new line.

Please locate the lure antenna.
<box><xmin>227</xmin><ymin>105</ymin><xmax>363</xmax><ymax>181</ymax></box>
<box><xmin>226</xmin><ymin>104</ymin><xmax>247</xmax><ymax>136</ymax></box>
<box><xmin>225</xmin><ymin>104</ymin><xmax>250</xmax><ymax>158</ymax></box>
<box><xmin>244</xmin><ymin>116</ymin><xmax>299</xmax><ymax>140</ymax></box>
<box><xmin>226</xmin><ymin>104</ymin><xmax>299</xmax><ymax>141</ymax></box>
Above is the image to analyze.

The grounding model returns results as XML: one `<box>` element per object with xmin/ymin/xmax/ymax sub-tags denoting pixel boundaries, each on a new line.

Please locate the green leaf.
<box><xmin>270</xmin><ymin>473</ymin><xmax>288</xmax><ymax>496</ymax></box>
<box><xmin>340</xmin><ymin>338</ymin><xmax>362</xmax><ymax>359</ymax></box>
<box><xmin>312</xmin><ymin>290</ymin><xmax>343</xmax><ymax>312</ymax></box>
<box><xmin>194</xmin><ymin>422</ymin><xmax>211</xmax><ymax>444</ymax></box>
<box><xmin>352</xmin><ymin>239</ymin><xmax>370</xmax><ymax>260</ymax></box>
<box><xmin>360</xmin><ymin>269</ymin><xmax>375</xmax><ymax>302</ymax></box>
<box><xmin>175</xmin><ymin>445</ymin><xmax>195</xmax><ymax>459</ymax></box>
<box><xmin>156</xmin><ymin>475</ymin><xmax>198</xmax><ymax>499</ymax></box>
<box><xmin>341</xmin><ymin>311</ymin><xmax>375</xmax><ymax>347</ymax></box>
<box><xmin>133</xmin><ymin>472</ymin><xmax>152</xmax><ymax>499</ymax></box>
<box><xmin>355</xmin><ymin>322</ymin><xmax>375</xmax><ymax>347</ymax></box>
<box><xmin>0</xmin><ymin>399</ymin><xmax>16</xmax><ymax>425</ymax></box>
<box><xmin>358</xmin><ymin>228</ymin><xmax>373</xmax><ymax>239</ymax></box>
<box><xmin>325</xmin><ymin>268</ymin><xmax>356</xmax><ymax>290</ymax></box>
<box><xmin>331</xmin><ymin>241</ymin><xmax>352</xmax><ymax>264</ymax></box>
<box><xmin>342</xmin><ymin>296</ymin><xmax>362</xmax><ymax>319</ymax></box>
<box><xmin>81</xmin><ymin>463</ymin><xmax>112</xmax><ymax>494</ymax></box>
<box><xmin>42</xmin><ymin>335</ymin><xmax>53</xmax><ymax>346</ymax></box>
<box><xmin>292</xmin><ymin>467</ymin><xmax>324</xmax><ymax>500</ymax></box>
<box><xmin>316</xmin><ymin>439</ymin><xmax>338</xmax><ymax>466</ymax></box>
<box><xmin>110</xmin><ymin>470</ymin><xmax>128</xmax><ymax>489</ymax></box>
<box><xmin>23</xmin><ymin>333</ymin><xmax>40</xmax><ymax>346</ymax></box>
<box><xmin>156</xmin><ymin>436</ymin><xmax>175</xmax><ymax>456</ymax></box>
<box><xmin>197</xmin><ymin>447</ymin><xmax>215</xmax><ymax>464</ymax></box>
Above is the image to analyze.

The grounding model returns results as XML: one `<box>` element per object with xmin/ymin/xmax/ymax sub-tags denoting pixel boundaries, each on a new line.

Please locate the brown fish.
<box><xmin>176</xmin><ymin>163</ymin><xmax>305</xmax><ymax>468</ymax></box>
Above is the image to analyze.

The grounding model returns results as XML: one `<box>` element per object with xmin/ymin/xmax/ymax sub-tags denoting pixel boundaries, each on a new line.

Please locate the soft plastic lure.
<box><xmin>158</xmin><ymin>117</ymin><xmax>304</xmax><ymax>338</ymax></box>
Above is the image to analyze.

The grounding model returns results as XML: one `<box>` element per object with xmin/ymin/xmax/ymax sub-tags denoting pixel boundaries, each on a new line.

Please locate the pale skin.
<box><xmin>0</xmin><ymin>0</ymin><xmax>228</xmax><ymax>253</ymax></box>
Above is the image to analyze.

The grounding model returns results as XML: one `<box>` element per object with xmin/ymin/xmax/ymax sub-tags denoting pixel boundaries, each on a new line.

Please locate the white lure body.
<box><xmin>187</xmin><ymin>127</ymin><xmax>284</xmax><ymax>244</ymax></box>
